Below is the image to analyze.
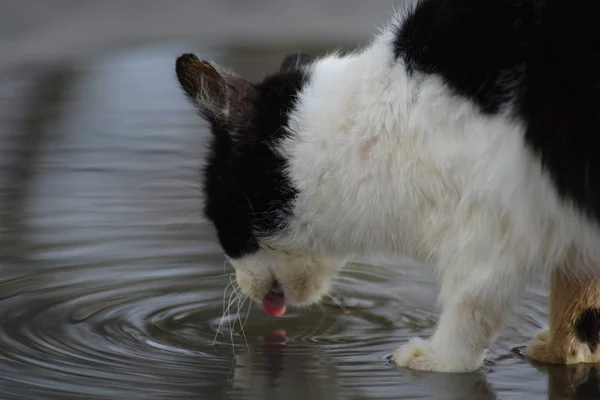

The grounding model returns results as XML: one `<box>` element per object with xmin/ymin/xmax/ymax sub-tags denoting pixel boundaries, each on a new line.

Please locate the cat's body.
<box><xmin>175</xmin><ymin>0</ymin><xmax>600</xmax><ymax>372</ymax></box>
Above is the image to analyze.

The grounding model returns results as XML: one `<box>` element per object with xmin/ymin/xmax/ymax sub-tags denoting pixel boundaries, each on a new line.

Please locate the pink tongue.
<box><xmin>262</xmin><ymin>284</ymin><xmax>286</xmax><ymax>317</ymax></box>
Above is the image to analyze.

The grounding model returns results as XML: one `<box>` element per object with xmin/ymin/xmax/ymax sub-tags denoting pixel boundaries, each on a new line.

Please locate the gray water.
<box><xmin>1</xmin><ymin>2</ymin><xmax>599</xmax><ymax>399</ymax></box>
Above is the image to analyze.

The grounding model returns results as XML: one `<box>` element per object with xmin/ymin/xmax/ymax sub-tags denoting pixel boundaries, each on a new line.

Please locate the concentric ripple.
<box><xmin>0</xmin><ymin>267</ymin><xmax>240</xmax><ymax>399</ymax></box>
<box><xmin>0</xmin><ymin>253</ymin><xmax>556</xmax><ymax>400</ymax></box>
<box><xmin>0</xmin><ymin>261</ymin><xmax>441</xmax><ymax>399</ymax></box>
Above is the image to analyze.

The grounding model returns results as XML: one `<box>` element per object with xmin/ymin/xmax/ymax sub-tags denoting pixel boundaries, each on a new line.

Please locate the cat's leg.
<box><xmin>526</xmin><ymin>268</ymin><xmax>600</xmax><ymax>364</ymax></box>
<box><xmin>393</xmin><ymin>264</ymin><xmax>527</xmax><ymax>372</ymax></box>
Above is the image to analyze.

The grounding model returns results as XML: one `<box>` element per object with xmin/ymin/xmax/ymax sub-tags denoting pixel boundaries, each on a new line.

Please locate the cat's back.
<box><xmin>396</xmin><ymin>0</ymin><xmax>600</xmax><ymax>223</ymax></box>
<box><xmin>520</xmin><ymin>0</ymin><xmax>600</xmax><ymax>222</ymax></box>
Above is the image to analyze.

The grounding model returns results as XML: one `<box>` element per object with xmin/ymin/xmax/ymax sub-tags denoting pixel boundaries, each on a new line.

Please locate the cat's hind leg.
<box><xmin>526</xmin><ymin>268</ymin><xmax>600</xmax><ymax>365</ymax></box>
<box><xmin>393</xmin><ymin>263</ymin><xmax>527</xmax><ymax>372</ymax></box>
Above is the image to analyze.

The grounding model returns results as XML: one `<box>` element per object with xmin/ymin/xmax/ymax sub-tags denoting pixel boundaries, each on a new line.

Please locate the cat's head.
<box><xmin>175</xmin><ymin>52</ymin><xmax>346</xmax><ymax>316</ymax></box>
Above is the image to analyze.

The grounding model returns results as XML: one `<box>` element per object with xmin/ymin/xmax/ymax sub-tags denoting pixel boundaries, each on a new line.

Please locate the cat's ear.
<box><xmin>175</xmin><ymin>53</ymin><xmax>257</xmax><ymax>127</ymax></box>
<box><xmin>280</xmin><ymin>52</ymin><xmax>315</xmax><ymax>72</ymax></box>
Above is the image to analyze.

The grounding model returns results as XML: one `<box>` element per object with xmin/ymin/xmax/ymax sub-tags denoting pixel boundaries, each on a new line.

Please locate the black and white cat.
<box><xmin>175</xmin><ymin>0</ymin><xmax>600</xmax><ymax>372</ymax></box>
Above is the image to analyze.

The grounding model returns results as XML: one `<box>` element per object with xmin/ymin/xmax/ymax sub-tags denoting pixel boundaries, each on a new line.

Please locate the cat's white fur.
<box><xmin>228</xmin><ymin>21</ymin><xmax>600</xmax><ymax>372</ymax></box>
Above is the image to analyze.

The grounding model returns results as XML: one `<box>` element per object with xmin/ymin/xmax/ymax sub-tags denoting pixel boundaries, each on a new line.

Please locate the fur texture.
<box><xmin>175</xmin><ymin>0</ymin><xmax>600</xmax><ymax>372</ymax></box>
<box><xmin>526</xmin><ymin>268</ymin><xmax>600</xmax><ymax>365</ymax></box>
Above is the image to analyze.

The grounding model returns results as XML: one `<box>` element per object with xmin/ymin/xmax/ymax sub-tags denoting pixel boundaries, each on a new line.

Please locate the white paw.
<box><xmin>392</xmin><ymin>338</ymin><xmax>482</xmax><ymax>372</ymax></box>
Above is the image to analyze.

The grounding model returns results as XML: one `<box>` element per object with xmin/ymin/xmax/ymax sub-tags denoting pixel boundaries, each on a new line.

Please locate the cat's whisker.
<box><xmin>213</xmin><ymin>274</ymin><xmax>237</xmax><ymax>344</ymax></box>
<box><xmin>308</xmin><ymin>303</ymin><xmax>329</xmax><ymax>338</ymax></box>
<box><xmin>235</xmin><ymin>290</ymin><xmax>250</xmax><ymax>352</ymax></box>
<box><xmin>229</xmin><ymin>283</ymin><xmax>242</xmax><ymax>333</ymax></box>
<box><xmin>241</xmin><ymin>297</ymin><xmax>253</xmax><ymax>331</ymax></box>
<box><xmin>228</xmin><ymin>281</ymin><xmax>247</xmax><ymax>341</ymax></box>
<box><xmin>225</xmin><ymin>284</ymin><xmax>241</xmax><ymax>351</ymax></box>
<box><xmin>213</xmin><ymin>279</ymin><xmax>233</xmax><ymax>346</ymax></box>
<box><xmin>241</xmin><ymin>297</ymin><xmax>252</xmax><ymax>326</ymax></box>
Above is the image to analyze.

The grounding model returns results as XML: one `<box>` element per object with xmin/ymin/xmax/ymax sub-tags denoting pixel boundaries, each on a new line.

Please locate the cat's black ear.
<box><xmin>175</xmin><ymin>53</ymin><xmax>257</xmax><ymax>128</ymax></box>
<box><xmin>280</xmin><ymin>52</ymin><xmax>315</xmax><ymax>72</ymax></box>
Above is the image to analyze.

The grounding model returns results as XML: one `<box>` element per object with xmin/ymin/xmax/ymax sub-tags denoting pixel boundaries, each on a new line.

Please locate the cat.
<box><xmin>174</xmin><ymin>0</ymin><xmax>600</xmax><ymax>372</ymax></box>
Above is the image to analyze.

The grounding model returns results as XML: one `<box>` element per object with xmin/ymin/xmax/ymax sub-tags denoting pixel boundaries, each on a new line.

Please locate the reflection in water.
<box><xmin>229</xmin><ymin>329</ymin><xmax>503</xmax><ymax>400</ymax></box>
<box><xmin>229</xmin><ymin>329</ymin><xmax>356</xmax><ymax>400</ymax></box>
<box><xmin>403</xmin><ymin>370</ymin><xmax>499</xmax><ymax>400</ymax></box>
<box><xmin>0</xmin><ymin>43</ymin><xmax>597</xmax><ymax>399</ymax></box>
<box><xmin>534</xmin><ymin>362</ymin><xmax>600</xmax><ymax>400</ymax></box>
<box><xmin>1</xmin><ymin>66</ymin><xmax>75</xmax><ymax>268</ymax></box>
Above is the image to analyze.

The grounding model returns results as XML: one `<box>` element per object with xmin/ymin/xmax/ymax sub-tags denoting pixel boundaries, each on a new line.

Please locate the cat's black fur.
<box><xmin>198</xmin><ymin>55</ymin><xmax>312</xmax><ymax>258</ymax></box>
<box><xmin>394</xmin><ymin>0</ymin><xmax>600</xmax><ymax>222</ymax></box>
<box><xmin>575</xmin><ymin>308</ymin><xmax>600</xmax><ymax>353</ymax></box>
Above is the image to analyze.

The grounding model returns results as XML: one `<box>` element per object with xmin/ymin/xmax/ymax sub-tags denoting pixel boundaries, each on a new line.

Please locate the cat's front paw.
<box><xmin>393</xmin><ymin>338</ymin><xmax>439</xmax><ymax>371</ymax></box>
<box><xmin>392</xmin><ymin>338</ymin><xmax>483</xmax><ymax>372</ymax></box>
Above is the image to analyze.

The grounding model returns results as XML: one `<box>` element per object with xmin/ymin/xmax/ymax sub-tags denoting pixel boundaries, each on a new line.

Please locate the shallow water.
<box><xmin>1</xmin><ymin>18</ymin><xmax>600</xmax><ymax>400</ymax></box>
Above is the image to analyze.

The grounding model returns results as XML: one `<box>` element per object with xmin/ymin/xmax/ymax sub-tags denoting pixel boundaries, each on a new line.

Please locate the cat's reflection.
<box><xmin>228</xmin><ymin>328</ymin><xmax>600</xmax><ymax>399</ymax></box>
<box><xmin>403</xmin><ymin>368</ymin><xmax>499</xmax><ymax>400</ymax></box>
<box><xmin>411</xmin><ymin>358</ymin><xmax>600</xmax><ymax>400</ymax></box>
<box><xmin>233</xmin><ymin>330</ymin><xmax>600</xmax><ymax>400</ymax></box>
<box><xmin>228</xmin><ymin>328</ymin><xmax>494</xmax><ymax>400</ymax></box>
<box><xmin>229</xmin><ymin>329</ymin><xmax>362</xmax><ymax>400</ymax></box>
<box><xmin>535</xmin><ymin>362</ymin><xmax>600</xmax><ymax>399</ymax></box>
